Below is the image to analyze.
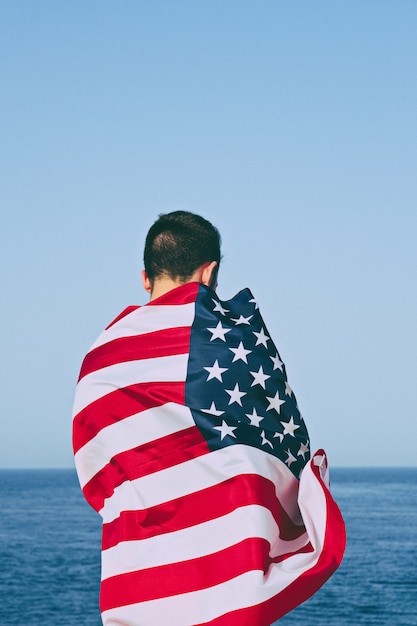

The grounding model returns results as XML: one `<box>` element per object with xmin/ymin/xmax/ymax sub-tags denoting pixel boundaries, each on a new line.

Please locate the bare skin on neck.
<box><xmin>141</xmin><ymin>261</ymin><xmax>218</xmax><ymax>301</ymax></box>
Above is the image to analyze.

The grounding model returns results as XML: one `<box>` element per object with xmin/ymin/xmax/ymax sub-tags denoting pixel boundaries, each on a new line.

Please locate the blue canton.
<box><xmin>185</xmin><ymin>285</ymin><xmax>310</xmax><ymax>479</ymax></box>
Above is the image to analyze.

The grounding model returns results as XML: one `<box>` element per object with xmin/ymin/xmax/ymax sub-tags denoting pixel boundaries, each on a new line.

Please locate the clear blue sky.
<box><xmin>1</xmin><ymin>1</ymin><xmax>416</xmax><ymax>468</ymax></box>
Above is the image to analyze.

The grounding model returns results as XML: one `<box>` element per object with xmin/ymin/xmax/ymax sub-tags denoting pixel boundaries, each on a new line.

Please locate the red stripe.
<box><xmin>72</xmin><ymin>381</ymin><xmax>185</xmax><ymax>453</ymax></box>
<box><xmin>105</xmin><ymin>306</ymin><xmax>139</xmax><ymax>330</ymax></box>
<box><xmin>102</xmin><ymin>473</ymin><xmax>306</xmax><ymax>550</ymax></box>
<box><xmin>105</xmin><ymin>283</ymin><xmax>199</xmax><ymax>331</ymax></box>
<box><xmin>83</xmin><ymin>426</ymin><xmax>209</xmax><ymax>512</ymax></box>
<box><xmin>78</xmin><ymin>327</ymin><xmax>191</xmax><ymax>381</ymax></box>
<box><xmin>100</xmin><ymin>537</ymin><xmax>272</xmax><ymax>611</ymax></box>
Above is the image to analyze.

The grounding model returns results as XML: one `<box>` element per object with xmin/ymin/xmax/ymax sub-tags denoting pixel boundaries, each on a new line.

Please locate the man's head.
<box><xmin>142</xmin><ymin>211</ymin><xmax>221</xmax><ymax>298</ymax></box>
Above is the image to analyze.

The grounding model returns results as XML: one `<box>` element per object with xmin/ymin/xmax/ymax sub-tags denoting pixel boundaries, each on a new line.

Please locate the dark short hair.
<box><xmin>144</xmin><ymin>211</ymin><xmax>221</xmax><ymax>284</ymax></box>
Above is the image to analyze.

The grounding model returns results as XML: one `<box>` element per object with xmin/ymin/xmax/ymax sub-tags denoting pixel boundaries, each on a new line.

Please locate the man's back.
<box><xmin>73</xmin><ymin>280</ymin><xmax>345</xmax><ymax>625</ymax></box>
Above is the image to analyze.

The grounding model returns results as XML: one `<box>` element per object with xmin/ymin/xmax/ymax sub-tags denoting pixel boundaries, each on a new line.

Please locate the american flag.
<box><xmin>73</xmin><ymin>282</ymin><xmax>345</xmax><ymax>626</ymax></box>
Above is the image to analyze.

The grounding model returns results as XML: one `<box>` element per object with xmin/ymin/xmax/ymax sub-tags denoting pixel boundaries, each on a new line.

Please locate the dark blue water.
<box><xmin>0</xmin><ymin>468</ymin><xmax>416</xmax><ymax>625</ymax></box>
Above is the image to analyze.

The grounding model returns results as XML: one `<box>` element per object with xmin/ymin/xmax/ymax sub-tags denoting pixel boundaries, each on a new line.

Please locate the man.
<box><xmin>73</xmin><ymin>211</ymin><xmax>345</xmax><ymax>626</ymax></box>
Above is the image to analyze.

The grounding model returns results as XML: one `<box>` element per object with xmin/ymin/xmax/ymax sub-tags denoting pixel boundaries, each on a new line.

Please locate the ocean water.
<box><xmin>0</xmin><ymin>468</ymin><xmax>416</xmax><ymax>626</ymax></box>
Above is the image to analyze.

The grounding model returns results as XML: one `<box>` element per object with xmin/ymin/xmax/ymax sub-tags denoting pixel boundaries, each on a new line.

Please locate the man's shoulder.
<box><xmin>105</xmin><ymin>305</ymin><xmax>140</xmax><ymax>329</ymax></box>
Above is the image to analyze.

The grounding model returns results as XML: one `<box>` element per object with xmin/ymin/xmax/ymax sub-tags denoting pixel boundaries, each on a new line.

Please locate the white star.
<box><xmin>285</xmin><ymin>449</ymin><xmax>297</xmax><ymax>467</ymax></box>
<box><xmin>270</xmin><ymin>353</ymin><xmax>284</xmax><ymax>372</ymax></box>
<box><xmin>249</xmin><ymin>365</ymin><xmax>270</xmax><ymax>389</ymax></box>
<box><xmin>214</xmin><ymin>420</ymin><xmax>237</xmax><ymax>440</ymax></box>
<box><xmin>229</xmin><ymin>341</ymin><xmax>252</xmax><ymax>364</ymax></box>
<box><xmin>266</xmin><ymin>391</ymin><xmax>286</xmax><ymax>414</ymax></box>
<box><xmin>298</xmin><ymin>441</ymin><xmax>310</xmax><ymax>459</ymax></box>
<box><xmin>225</xmin><ymin>383</ymin><xmax>246</xmax><ymax>406</ymax></box>
<box><xmin>208</xmin><ymin>321</ymin><xmax>231</xmax><ymax>342</ymax></box>
<box><xmin>253</xmin><ymin>327</ymin><xmax>270</xmax><ymax>348</ymax></box>
<box><xmin>280</xmin><ymin>416</ymin><xmax>300</xmax><ymax>437</ymax></box>
<box><xmin>204</xmin><ymin>360</ymin><xmax>228</xmax><ymax>382</ymax></box>
<box><xmin>284</xmin><ymin>381</ymin><xmax>293</xmax><ymax>396</ymax></box>
<box><xmin>245</xmin><ymin>408</ymin><xmax>264</xmax><ymax>427</ymax></box>
<box><xmin>231</xmin><ymin>314</ymin><xmax>253</xmax><ymax>325</ymax></box>
<box><xmin>273</xmin><ymin>431</ymin><xmax>284</xmax><ymax>443</ymax></box>
<box><xmin>249</xmin><ymin>297</ymin><xmax>259</xmax><ymax>309</ymax></box>
<box><xmin>260</xmin><ymin>430</ymin><xmax>274</xmax><ymax>449</ymax></box>
<box><xmin>212</xmin><ymin>299</ymin><xmax>229</xmax><ymax>316</ymax></box>
<box><xmin>201</xmin><ymin>402</ymin><xmax>224</xmax><ymax>416</ymax></box>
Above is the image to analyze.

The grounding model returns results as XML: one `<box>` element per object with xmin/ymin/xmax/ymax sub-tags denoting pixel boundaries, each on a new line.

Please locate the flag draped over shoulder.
<box><xmin>73</xmin><ymin>282</ymin><xmax>346</xmax><ymax>626</ymax></box>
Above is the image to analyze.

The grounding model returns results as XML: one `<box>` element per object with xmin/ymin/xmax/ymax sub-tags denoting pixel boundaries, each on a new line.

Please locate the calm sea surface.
<box><xmin>0</xmin><ymin>468</ymin><xmax>416</xmax><ymax>625</ymax></box>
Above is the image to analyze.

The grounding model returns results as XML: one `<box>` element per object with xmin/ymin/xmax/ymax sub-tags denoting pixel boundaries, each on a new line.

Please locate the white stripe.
<box><xmin>101</xmin><ymin>464</ymin><xmax>327</xmax><ymax>626</ymax></box>
<box><xmin>297</xmin><ymin>452</ymin><xmax>329</xmax><ymax>556</ymax></box>
<box><xmin>99</xmin><ymin>444</ymin><xmax>302</xmax><ymax>525</ymax></box>
<box><xmin>74</xmin><ymin>403</ymin><xmax>196</xmax><ymax>488</ymax></box>
<box><xmin>101</xmin><ymin>503</ymin><xmax>309</xmax><ymax>580</ymax></box>
<box><xmin>72</xmin><ymin>353</ymin><xmax>189</xmax><ymax>417</ymax></box>
<box><xmin>89</xmin><ymin>302</ymin><xmax>195</xmax><ymax>350</ymax></box>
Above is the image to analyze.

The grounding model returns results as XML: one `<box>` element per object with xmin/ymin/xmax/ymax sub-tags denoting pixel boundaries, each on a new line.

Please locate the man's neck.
<box><xmin>144</xmin><ymin>262</ymin><xmax>217</xmax><ymax>301</ymax></box>
<box><xmin>149</xmin><ymin>277</ymin><xmax>189</xmax><ymax>301</ymax></box>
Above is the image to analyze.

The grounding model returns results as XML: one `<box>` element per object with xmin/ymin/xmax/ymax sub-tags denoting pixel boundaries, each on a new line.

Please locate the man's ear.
<box><xmin>201</xmin><ymin>261</ymin><xmax>218</xmax><ymax>290</ymax></box>
<box><xmin>141</xmin><ymin>270</ymin><xmax>152</xmax><ymax>293</ymax></box>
